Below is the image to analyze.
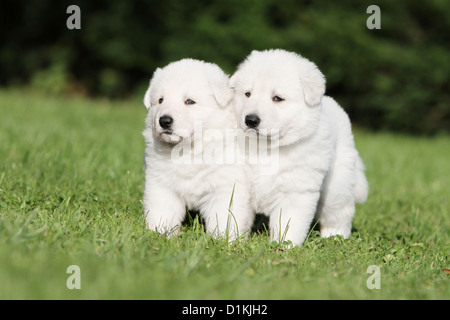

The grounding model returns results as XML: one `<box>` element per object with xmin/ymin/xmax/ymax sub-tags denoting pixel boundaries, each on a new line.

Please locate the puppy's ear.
<box><xmin>300</xmin><ymin>62</ymin><xmax>326</xmax><ymax>106</ymax></box>
<box><xmin>143</xmin><ymin>68</ymin><xmax>162</xmax><ymax>110</ymax></box>
<box><xmin>143</xmin><ymin>85</ymin><xmax>151</xmax><ymax>110</ymax></box>
<box><xmin>212</xmin><ymin>84</ymin><xmax>233</xmax><ymax>107</ymax></box>
<box><xmin>228</xmin><ymin>73</ymin><xmax>237</xmax><ymax>89</ymax></box>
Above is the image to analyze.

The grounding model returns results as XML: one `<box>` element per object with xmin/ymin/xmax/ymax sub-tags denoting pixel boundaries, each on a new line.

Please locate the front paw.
<box><xmin>145</xmin><ymin>213</ymin><xmax>182</xmax><ymax>237</ymax></box>
<box><xmin>320</xmin><ymin>226</ymin><xmax>351</xmax><ymax>239</ymax></box>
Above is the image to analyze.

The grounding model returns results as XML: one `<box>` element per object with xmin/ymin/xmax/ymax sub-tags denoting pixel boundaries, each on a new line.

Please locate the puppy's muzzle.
<box><xmin>245</xmin><ymin>114</ymin><xmax>261</xmax><ymax>129</ymax></box>
<box><xmin>159</xmin><ymin>115</ymin><xmax>174</xmax><ymax>130</ymax></box>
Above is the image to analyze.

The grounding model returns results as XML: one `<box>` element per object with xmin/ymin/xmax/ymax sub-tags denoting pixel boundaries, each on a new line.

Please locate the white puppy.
<box><xmin>142</xmin><ymin>58</ymin><xmax>253</xmax><ymax>240</ymax></box>
<box><xmin>230</xmin><ymin>49</ymin><xmax>368</xmax><ymax>246</ymax></box>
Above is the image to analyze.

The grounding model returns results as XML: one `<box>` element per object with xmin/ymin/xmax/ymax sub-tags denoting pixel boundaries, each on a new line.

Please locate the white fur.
<box><xmin>230</xmin><ymin>49</ymin><xmax>368</xmax><ymax>246</ymax></box>
<box><xmin>142</xmin><ymin>58</ymin><xmax>253</xmax><ymax>240</ymax></box>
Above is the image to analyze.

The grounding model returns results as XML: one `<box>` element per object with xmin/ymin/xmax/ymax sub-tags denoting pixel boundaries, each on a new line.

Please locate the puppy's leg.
<box><xmin>269</xmin><ymin>192</ymin><xmax>320</xmax><ymax>247</ymax></box>
<box><xmin>143</xmin><ymin>186</ymin><xmax>186</xmax><ymax>236</ymax></box>
<box><xmin>317</xmin><ymin>149</ymin><xmax>357</xmax><ymax>239</ymax></box>
<box><xmin>318</xmin><ymin>199</ymin><xmax>354</xmax><ymax>239</ymax></box>
<box><xmin>201</xmin><ymin>185</ymin><xmax>253</xmax><ymax>242</ymax></box>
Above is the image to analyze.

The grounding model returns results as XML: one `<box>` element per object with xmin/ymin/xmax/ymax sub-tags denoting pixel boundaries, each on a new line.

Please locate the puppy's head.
<box><xmin>230</xmin><ymin>49</ymin><xmax>325</xmax><ymax>146</ymax></box>
<box><xmin>143</xmin><ymin>59</ymin><xmax>232</xmax><ymax>144</ymax></box>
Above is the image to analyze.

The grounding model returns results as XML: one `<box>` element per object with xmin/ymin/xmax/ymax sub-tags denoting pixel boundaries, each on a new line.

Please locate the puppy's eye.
<box><xmin>185</xmin><ymin>99</ymin><xmax>196</xmax><ymax>105</ymax></box>
<box><xmin>245</xmin><ymin>92</ymin><xmax>251</xmax><ymax>97</ymax></box>
<box><xmin>158</xmin><ymin>97</ymin><xmax>164</xmax><ymax>104</ymax></box>
<box><xmin>273</xmin><ymin>96</ymin><xmax>284</xmax><ymax>102</ymax></box>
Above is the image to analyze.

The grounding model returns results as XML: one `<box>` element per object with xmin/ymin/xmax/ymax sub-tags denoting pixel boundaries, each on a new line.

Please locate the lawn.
<box><xmin>0</xmin><ymin>89</ymin><xmax>448</xmax><ymax>299</ymax></box>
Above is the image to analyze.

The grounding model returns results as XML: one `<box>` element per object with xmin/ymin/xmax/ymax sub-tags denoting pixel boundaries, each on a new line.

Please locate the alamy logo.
<box><xmin>366</xmin><ymin>5</ymin><xmax>381</xmax><ymax>30</ymax></box>
<box><xmin>169</xmin><ymin>122</ymin><xmax>280</xmax><ymax>175</ymax></box>
<box><xmin>66</xmin><ymin>265</ymin><xmax>81</xmax><ymax>289</ymax></box>
<box><xmin>366</xmin><ymin>265</ymin><xmax>381</xmax><ymax>289</ymax></box>
<box><xmin>66</xmin><ymin>5</ymin><xmax>81</xmax><ymax>30</ymax></box>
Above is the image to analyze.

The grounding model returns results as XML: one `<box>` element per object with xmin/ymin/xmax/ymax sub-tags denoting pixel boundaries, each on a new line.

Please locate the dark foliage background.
<box><xmin>1</xmin><ymin>0</ymin><xmax>449</xmax><ymax>134</ymax></box>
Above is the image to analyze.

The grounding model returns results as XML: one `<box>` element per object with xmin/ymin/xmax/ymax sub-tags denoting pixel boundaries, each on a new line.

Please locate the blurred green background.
<box><xmin>1</xmin><ymin>0</ymin><xmax>449</xmax><ymax>134</ymax></box>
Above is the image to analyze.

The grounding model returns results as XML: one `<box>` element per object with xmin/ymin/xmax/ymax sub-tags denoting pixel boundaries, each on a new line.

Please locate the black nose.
<box><xmin>159</xmin><ymin>115</ymin><xmax>173</xmax><ymax>129</ymax></box>
<box><xmin>245</xmin><ymin>114</ymin><xmax>261</xmax><ymax>128</ymax></box>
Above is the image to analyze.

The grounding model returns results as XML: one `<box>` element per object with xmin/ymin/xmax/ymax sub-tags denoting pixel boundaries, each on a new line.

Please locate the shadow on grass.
<box><xmin>182</xmin><ymin>211</ymin><xmax>358</xmax><ymax>239</ymax></box>
<box><xmin>182</xmin><ymin>211</ymin><xmax>270</xmax><ymax>235</ymax></box>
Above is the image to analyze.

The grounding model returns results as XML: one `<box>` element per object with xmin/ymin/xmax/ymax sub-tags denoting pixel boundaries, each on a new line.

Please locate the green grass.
<box><xmin>0</xmin><ymin>89</ymin><xmax>449</xmax><ymax>299</ymax></box>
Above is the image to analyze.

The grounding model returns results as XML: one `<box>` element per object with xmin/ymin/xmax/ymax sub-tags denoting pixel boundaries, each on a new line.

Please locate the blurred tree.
<box><xmin>0</xmin><ymin>0</ymin><xmax>449</xmax><ymax>133</ymax></box>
